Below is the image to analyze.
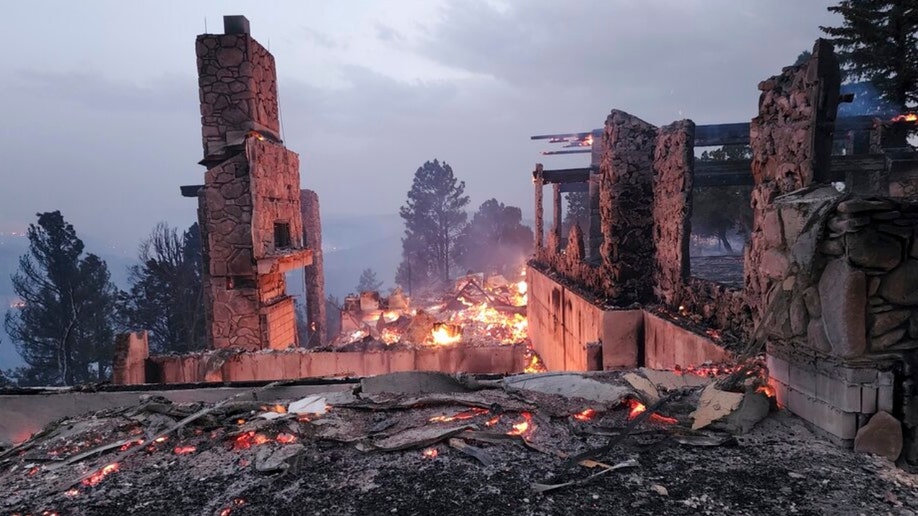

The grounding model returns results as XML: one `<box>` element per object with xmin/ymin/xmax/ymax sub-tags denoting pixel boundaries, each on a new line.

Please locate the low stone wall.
<box><xmin>643</xmin><ymin>312</ymin><xmax>732</xmax><ymax>369</ymax></box>
<box><xmin>144</xmin><ymin>344</ymin><xmax>529</xmax><ymax>384</ymax></box>
<box><xmin>527</xmin><ymin>265</ymin><xmax>640</xmax><ymax>371</ymax></box>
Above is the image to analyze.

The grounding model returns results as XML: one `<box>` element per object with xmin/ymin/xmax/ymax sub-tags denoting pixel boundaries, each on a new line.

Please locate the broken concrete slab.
<box><xmin>254</xmin><ymin>443</ymin><xmax>303</xmax><ymax>472</ymax></box>
<box><xmin>371</xmin><ymin>424</ymin><xmax>474</xmax><ymax>451</ymax></box>
<box><xmin>719</xmin><ymin>391</ymin><xmax>771</xmax><ymax>434</ymax></box>
<box><xmin>639</xmin><ymin>368</ymin><xmax>712</xmax><ymax>390</ymax></box>
<box><xmin>691</xmin><ymin>383</ymin><xmax>744</xmax><ymax>430</ymax></box>
<box><xmin>623</xmin><ymin>372</ymin><xmax>661</xmax><ymax>404</ymax></box>
<box><xmin>503</xmin><ymin>373</ymin><xmax>632</xmax><ymax>404</ymax></box>
<box><xmin>361</xmin><ymin>372</ymin><xmax>472</xmax><ymax>395</ymax></box>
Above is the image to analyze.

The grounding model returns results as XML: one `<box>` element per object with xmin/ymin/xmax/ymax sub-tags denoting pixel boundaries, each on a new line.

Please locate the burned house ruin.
<box><xmin>528</xmin><ymin>39</ymin><xmax>918</xmax><ymax>462</ymax></box>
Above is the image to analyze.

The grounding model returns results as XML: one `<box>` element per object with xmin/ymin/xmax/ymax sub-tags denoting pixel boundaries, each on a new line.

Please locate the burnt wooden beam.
<box><xmin>694</xmin><ymin>123</ymin><xmax>750</xmax><ymax>147</ymax></box>
<box><xmin>693</xmin><ymin>154</ymin><xmax>888</xmax><ymax>187</ymax></box>
<box><xmin>535</xmin><ymin>167</ymin><xmax>592</xmax><ymax>184</ymax></box>
<box><xmin>180</xmin><ymin>185</ymin><xmax>204</xmax><ymax>197</ymax></box>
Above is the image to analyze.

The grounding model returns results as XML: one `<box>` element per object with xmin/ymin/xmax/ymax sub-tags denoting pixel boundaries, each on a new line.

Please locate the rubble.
<box><xmin>5</xmin><ymin>367</ymin><xmax>916</xmax><ymax>514</ymax></box>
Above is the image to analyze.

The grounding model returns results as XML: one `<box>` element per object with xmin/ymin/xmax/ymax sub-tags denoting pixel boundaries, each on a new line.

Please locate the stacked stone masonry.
<box><xmin>196</xmin><ymin>32</ymin><xmax>280</xmax><ymax>161</ymax></box>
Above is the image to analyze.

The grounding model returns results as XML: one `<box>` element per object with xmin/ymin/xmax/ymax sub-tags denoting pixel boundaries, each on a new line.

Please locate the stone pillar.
<box><xmin>113</xmin><ymin>331</ymin><xmax>149</xmax><ymax>385</ymax></box>
<box><xmin>534</xmin><ymin>163</ymin><xmax>544</xmax><ymax>257</ymax></box>
<box><xmin>598</xmin><ymin>110</ymin><xmax>658</xmax><ymax>304</ymax></box>
<box><xmin>746</xmin><ymin>39</ymin><xmax>840</xmax><ymax>324</ymax></box>
<box><xmin>652</xmin><ymin>120</ymin><xmax>695</xmax><ymax>307</ymax></box>
<box><xmin>588</xmin><ymin>130</ymin><xmax>603</xmax><ymax>262</ymax></box>
<box><xmin>301</xmin><ymin>189</ymin><xmax>327</xmax><ymax>347</ymax></box>
<box><xmin>551</xmin><ymin>183</ymin><xmax>562</xmax><ymax>254</ymax></box>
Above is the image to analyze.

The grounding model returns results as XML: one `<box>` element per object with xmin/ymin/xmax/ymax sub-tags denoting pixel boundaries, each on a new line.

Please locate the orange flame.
<box><xmin>429</xmin><ymin>407</ymin><xmax>489</xmax><ymax>423</ymax></box>
<box><xmin>756</xmin><ymin>384</ymin><xmax>776</xmax><ymax>398</ymax></box>
<box><xmin>173</xmin><ymin>446</ymin><xmax>197</xmax><ymax>455</ymax></box>
<box><xmin>523</xmin><ymin>351</ymin><xmax>546</xmax><ymax>373</ymax></box>
<box><xmin>572</xmin><ymin>408</ymin><xmax>597</xmax><ymax>422</ymax></box>
<box><xmin>154</xmin><ymin>436</ymin><xmax>168</xmax><ymax>443</ymax></box>
<box><xmin>507</xmin><ymin>412</ymin><xmax>534</xmax><ymax>438</ymax></box>
<box><xmin>82</xmin><ymin>463</ymin><xmax>119</xmax><ymax>487</ymax></box>
<box><xmin>892</xmin><ymin>113</ymin><xmax>918</xmax><ymax>123</ymax></box>
<box><xmin>485</xmin><ymin>415</ymin><xmax>501</xmax><ymax>427</ymax></box>
<box><xmin>431</xmin><ymin>323</ymin><xmax>462</xmax><ymax>345</ymax></box>
<box><xmin>422</xmin><ymin>448</ymin><xmax>438</xmax><ymax>459</ymax></box>
<box><xmin>627</xmin><ymin>399</ymin><xmax>678</xmax><ymax>425</ymax></box>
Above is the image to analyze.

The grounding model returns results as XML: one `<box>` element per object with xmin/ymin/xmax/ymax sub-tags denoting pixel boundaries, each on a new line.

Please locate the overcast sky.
<box><xmin>0</xmin><ymin>0</ymin><xmax>840</xmax><ymax>251</ymax></box>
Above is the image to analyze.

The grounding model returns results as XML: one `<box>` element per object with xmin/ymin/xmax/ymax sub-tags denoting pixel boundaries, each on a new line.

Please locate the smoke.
<box><xmin>838</xmin><ymin>81</ymin><xmax>899</xmax><ymax>117</ymax></box>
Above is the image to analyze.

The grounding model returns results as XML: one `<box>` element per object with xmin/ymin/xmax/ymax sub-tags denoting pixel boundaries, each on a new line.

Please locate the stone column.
<box><xmin>746</xmin><ymin>39</ymin><xmax>840</xmax><ymax>324</ymax></box>
<box><xmin>534</xmin><ymin>163</ymin><xmax>544</xmax><ymax>257</ymax></box>
<box><xmin>598</xmin><ymin>110</ymin><xmax>658</xmax><ymax>304</ymax></box>
<box><xmin>552</xmin><ymin>183</ymin><xmax>562</xmax><ymax>254</ymax></box>
<box><xmin>301</xmin><ymin>189</ymin><xmax>327</xmax><ymax>347</ymax></box>
<box><xmin>112</xmin><ymin>331</ymin><xmax>149</xmax><ymax>385</ymax></box>
<box><xmin>652</xmin><ymin>120</ymin><xmax>695</xmax><ymax>307</ymax></box>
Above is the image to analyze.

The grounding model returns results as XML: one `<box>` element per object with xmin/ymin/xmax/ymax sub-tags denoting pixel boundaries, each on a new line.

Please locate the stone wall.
<box><xmin>196</xmin><ymin>31</ymin><xmax>280</xmax><ymax>160</ymax></box>
<box><xmin>301</xmin><ymin>189</ymin><xmax>327</xmax><ymax>347</ymax></box>
<box><xmin>247</xmin><ymin>138</ymin><xmax>304</xmax><ymax>259</ymax></box>
<box><xmin>203</xmin><ymin>152</ymin><xmax>253</xmax><ymax>278</ymax></box>
<box><xmin>746</xmin><ymin>40</ymin><xmax>839</xmax><ymax>324</ymax></box>
<box><xmin>652</xmin><ymin>120</ymin><xmax>694</xmax><ymax>308</ymax></box>
<box><xmin>599</xmin><ymin>110</ymin><xmax>658</xmax><ymax>304</ymax></box>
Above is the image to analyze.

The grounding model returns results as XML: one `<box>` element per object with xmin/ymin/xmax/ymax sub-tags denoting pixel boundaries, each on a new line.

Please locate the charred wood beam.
<box><xmin>693</xmin><ymin>154</ymin><xmax>888</xmax><ymax>187</ymax></box>
<box><xmin>180</xmin><ymin>184</ymin><xmax>204</xmax><ymax>197</ymax></box>
<box><xmin>535</xmin><ymin>167</ymin><xmax>592</xmax><ymax>184</ymax></box>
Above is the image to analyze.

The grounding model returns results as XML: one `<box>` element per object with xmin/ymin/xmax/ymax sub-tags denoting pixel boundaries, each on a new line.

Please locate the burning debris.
<box><xmin>1</xmin><ymin>366</ymin><xmax>914</xmax><ymax>514</ymax></box>
<box><xmin>331</xmin><ymin>272</ymin><xmax>532</xmax><ymax>352</ymax></box>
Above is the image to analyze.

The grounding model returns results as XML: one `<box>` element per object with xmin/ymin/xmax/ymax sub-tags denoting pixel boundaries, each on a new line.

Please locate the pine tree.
<box><xmin>355</xmin><ymin>268</ymin><xmax>383</xmax><ymax>293</ymax></box>
<box><xmin>396</xmin><ymin>160</ymin><xmax>470</xmax><ymax>290</ymax></box>
<box><xmin>563</xmin><ymin>191</ymin><xmax>590</xmax><ymax>236</ymax></box>
<box><xmin>821</xmin><ymin>0</ymin><xmax>918</xmax><ymax>111</ymax></box>
<box><xmin>454</xmin><ymin>199</ymin><xmax>533</xmax><ymax>275</ymax></box>
<box><xmin>120</xmin><ymin>223</ymin><xmax>205</xmax><ymax>353</ymax></box>
<box><xmin>3</xmin><ymin>211</ymin><xmax>120</xmax><ymax>385</ymax></box>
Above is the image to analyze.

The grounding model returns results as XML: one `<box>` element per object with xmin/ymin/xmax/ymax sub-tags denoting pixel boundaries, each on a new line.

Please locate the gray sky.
<box><xmin>0</xmin><ymin>0</ymin><xmax>840</xmax><ymax>252</ymax></box>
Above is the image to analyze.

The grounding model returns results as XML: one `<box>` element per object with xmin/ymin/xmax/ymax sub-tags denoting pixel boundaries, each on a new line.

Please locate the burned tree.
<box><xmin>396</xmin><ymin>159</ymin><xmax>469</xmax><ymax>290</ymax></box>
<box><xmin>120</xmin><ymin>223</ymin><xmax>205</xmax><ymax>353</ymax></box>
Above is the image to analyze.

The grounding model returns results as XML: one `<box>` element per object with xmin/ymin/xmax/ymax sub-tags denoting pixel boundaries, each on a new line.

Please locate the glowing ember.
<box><xmin>430</xmin><ymin>322</ymin><xmax>462</xmax><ymax>345</ymax></box>
<box><xmin>422</xmin><ymin>448</ymin><xmax>438</xmax><ymax>459</ymax></box>
<box><xmin>173</xmin><ymin>446</ymin><xmax>197</xmax><ymax>455</ymax></box>
<box><xmin>82</xmin><ymin>463</ymin><xmax>119</xmax><ymax>487</ymax></box>
<box><xmin>154</xmin><ymin>436</ymin><xmax>168</xmax><ymax>443</ymax></box>
<box><xmin>219</xmin><ymin>509</ymin><xmax>232</xmax><ymax>516</ymax></box>
<box><xmin>485</xmin><ymin>415</ymin><xmax>501</xmax><ymax>427</ymax></box>
<box><xmin>119</xmin><ymin>439</ymin><xmax>144</xmax><ymax>452</ymax></box>
<box><xmin>705</xmin><ymin>329</ymin><xmax>722</xmax><ymax>341</ymax></box>
<box><xmin>275</xmin><ymin>433</ymin><xmax>298</xmax><ymax>444</ymax></box>
<box><xmin>27</xmin><ymin>466</ymin><xmax>39</xmax><ymax>476</ymax></box>
<box><xmin>674</xmin><ymin>364</ymin><xmax>740</xmax><ymax>378</ymax></box>
<box><xmin>64</xmin><ymin>488</ymin><xmax>80</xmax><ymax>497</ymax></box>
<box><xmin>232</xmin><ymin>431</ymin><xmax>270</xmax><ymax>450</ymax></box>
<box><xmin>757</xmin><ymin>384</ymin><xmax>776</xmax><ymax>398</ymax></box>
<box><xmin>429</xmin><ymin>407</ymin><xmax>489</xmax><ymax>423</ymax></box>
<box><xmin>573</xmin><ymin>408</ymin><xmax>597</xmax><ymax>422</ymax></box>
<box><xmin>446</xmin><ymin>303</ymin><xmax>528</xmax><ymax>344</ymax></box>
<box><xmin>271</xmin><ymin>404</ymin><xmax>287</xmax><ymax>414</ymax></box>
<box><xmin>892</xmin><ymin>113</ymin><xmax>918</xmax><ymax>123</ymax></box>
<box><xmin>507</xmin><ymin>412</ymin><xmax>533</xmax><ymax>437</ymax></box>
<box><xmin>626</xmin><ymin>399</ymin><xmax>678</xmax><ymax>425</ymax></box>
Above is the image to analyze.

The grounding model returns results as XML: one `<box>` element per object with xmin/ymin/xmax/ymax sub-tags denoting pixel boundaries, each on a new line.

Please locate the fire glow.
<box><xmin>422</xmin><ymin>448</ymin><xmax>438</xmax><ymax>459</ymax></box>
<box><xmin>82</xmin><ymin>463</ymin><xmax>119</xmax><ymax>487</ymax></box>
<box><xmin>627</xmin><ymin>399</ymin><xmax>678</xmax><ymax>425</ymax></box>
<box><xmin>430</xmin><ymin>323</ymin><xmax>462</xmax><ymax>346</ymax></box>
<box><xmin>572</xmin><ymin>408</ymin><xmax>597</xmax><ymax>422</ymax></box>
<box><xmin>507</xmin><ymin>412</ymin><xmax>533</xmax><ymax>438</ymax></box>
<box><xmin>892</xmin><ymin>113</ymin><xmax>918</xmax><ymax>123</ymax></box>
<box><xmin>429</xmin><ymin>407</ymin><xmax>489</xmax><ymax>423</ymax></box>
<box><xmin>173</xmin><ymin>446</ymin><xmax>197</xmax><ymax>455</ymax></box>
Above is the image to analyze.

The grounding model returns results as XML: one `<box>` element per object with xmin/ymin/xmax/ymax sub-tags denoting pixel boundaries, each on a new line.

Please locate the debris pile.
<box><xmin>330</xmin><ymin>272</ymin><xmax>530</xmax><ymax>351</ymax></box>
<box><xmin>2</xmin><ymin>367</ymin><xmax>915</xmax><ymax>515</ymax></box>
